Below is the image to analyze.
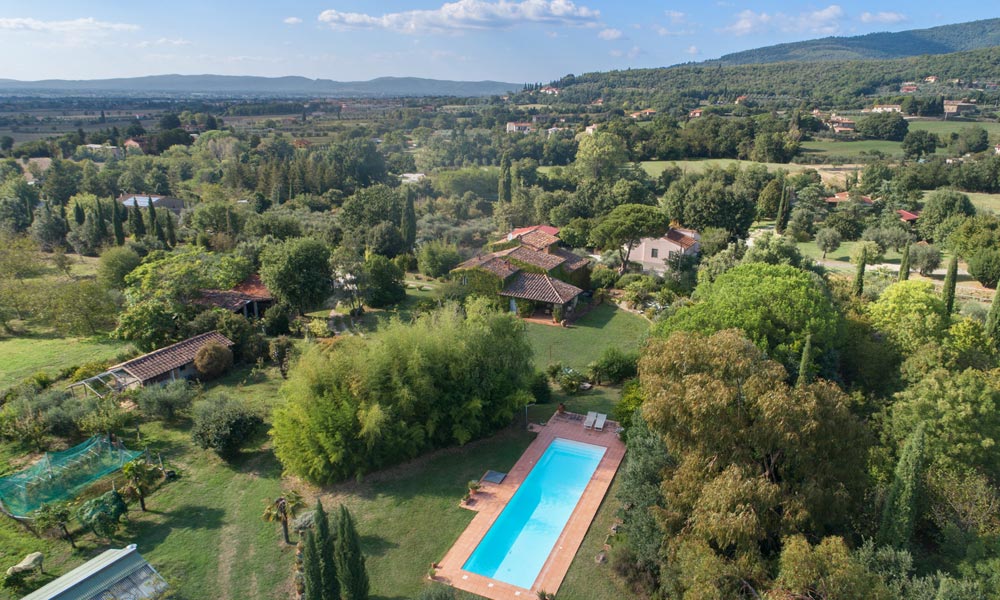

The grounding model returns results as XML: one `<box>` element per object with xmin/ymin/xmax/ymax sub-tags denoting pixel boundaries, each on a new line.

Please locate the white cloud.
<box><xmin>722</xmin><ymin>4</ymin><xmax>845</xmax><ymax>36</ymax></box>
<box><xmin>317</xmin><ymin>0</ymin><xmax>600</xmax><ymax>33</ymax></box>
<box><xmin>685</xmin><ymin>45</ymin><xmax>699</xmax><ymax>55</ymax></box>
<box><xmin>283</xmin><ymin>16</ymin><xmax>303</xmax><ymax>25</ymax></box>
<box><xmin>135</xmin><ymin>38</ymin><xmax>192</xmax><ymax>48</ymax></box>
<box><xmin>0</xmin><ymin>17</ymin><xmax>138</xmax><ymax>33</ymax></box>
<box><xmin>597</xmin><ymin>28</ymin><xmax>622</xmax><ymax>40</ymax></box>
<box><xmin>610</xmin><ymin>45</ymin><xmax>642</xmax><ymax>59</ymax></box>
<box><xmin>653</xmin><ymin>25</ymin><xmax>693</xmax><ymax>36</ymax></box>
<box><xmin>664</xmin><ymin>10</ymin><xmax>686</xmax><ymax>24</ymax></box>
<box><xmin>860</xmin><ymin>11</ymin><xmax>907</xmax><ymax>24</ymax></box>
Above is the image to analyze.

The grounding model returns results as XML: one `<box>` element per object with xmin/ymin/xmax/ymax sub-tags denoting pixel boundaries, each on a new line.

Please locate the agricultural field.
<box><xmin>908</xmin><ymin>119</ymin><xmax>1000</xmax><ymax>138</ymax></box>
<box><xmin>798</xmin><ymin>138</ymin><xmax>903</xmax><ymax>159</ymax></box>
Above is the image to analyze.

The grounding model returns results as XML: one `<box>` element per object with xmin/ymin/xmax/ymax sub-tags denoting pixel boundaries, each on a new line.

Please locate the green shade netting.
<box><xmin>0</xmin><ymin>436</ymin><xmax>141</xmax><ymax>518</ymax></box>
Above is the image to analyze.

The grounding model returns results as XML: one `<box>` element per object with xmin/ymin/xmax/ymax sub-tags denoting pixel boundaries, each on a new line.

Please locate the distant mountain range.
<box><xmin>711</xmin><ymin>18</ymin><xmax>1000</xmax><ymax>65</ymax></box>
<box><xmin>0</xmin><ymin>75</ymin><xmax>519</xmax><ymax>98</ymax></box>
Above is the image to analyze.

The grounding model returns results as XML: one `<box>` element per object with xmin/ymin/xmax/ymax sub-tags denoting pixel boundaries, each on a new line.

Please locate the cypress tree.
<box><xmin>154</xmin><ymin>216</ymin><xmax>167</xmax><ymax>246</ymax></box>
<box><xmin>130</xmin><ymin>204</ymin><xmax>146</xmax><ymax>237</ymax></box>
<box><xmin>898</xmin><ymin>243</ymin><xmax>910</xmax><ymax>282</ymax></box>
<box><xmin>774</xmin><ymin>186</ymin><xmax>789</xmax><ymax>235</ymax></box>
<box><xmin>94</xmin><ymin>200</ymin><xmax>107</xmax><ymax>236</ymax></box>
<box><xmin>112</xmin><ymin>202</ymin><xmax>125</xmax><ymax>245</ymax></box>
<box><xmin>165</xmin><ymin>213</ymin><xmax>176</xmax><ymax>247</ymax></box>
<box><xmin>796</xmin><ymin>334</ymin><xmax>812</xmax><ymax>388</ymax></box>
<box><xmin>498</xmin><ymin>153</ymin><xmax>512</xmax><ymax>204</ymax></box>
<box><xmin>853</xmin><ymin>247</ymin><xmax>867</xmax><ymax>297</ymax></box>
<box><xmin>313</xmin><ymin>500</ymin><xmax>340</xmax><ymax>600</ymax></box>
<box><xmin>303</xmin><ymin>530</ymin><xmax>324</xmax><ymax>600</ymax></box>
<box><xmin>877</xmin><ymin>424</ymin><xmax>926</xmax><ymax>550</ymax></box>
<box><xmin>942</xmin><ymin>255</ymin><xmax>958</xmax><ymax>316</ymax></box>
<box><xmin>334</xmin><ymin>505</ymin><xmax>369</xmax><ymax>600</ymax></box>
<box><xmin>73</xmin><ymin>202</ymin><xmax>85</xmax><ymax>225</ymax></box>
<box><xmin>146</xmin><ymin>200</ymin><xmax>157</xmax><ymax>235</ymax></box>
<box><xmin>400</xmin><ymin>190</ymin><xmax>416</xmax><ymax>251</ymax></box>
<box><xmin>987</xmin><ymin>287</ymin><xmax>1000</xmax><ymax>350</ymax></box>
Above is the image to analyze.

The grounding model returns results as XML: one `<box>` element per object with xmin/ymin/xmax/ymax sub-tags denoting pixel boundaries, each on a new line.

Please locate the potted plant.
<box><xmin>467</xmin><ymin>480</ymin><xmax>481</xmax><ymax>495</ymax></box>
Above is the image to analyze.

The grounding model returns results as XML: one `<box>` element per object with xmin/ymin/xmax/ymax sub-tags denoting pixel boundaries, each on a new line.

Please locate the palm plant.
<box><xmin>122</xmin><ymin>458</ymin><xmax>159</xmax><ymax>512</ymax></box>
<box><xmin>262</xmin><ymin>490</ymin><xmax>305</xmax><ymax>545</ymax></box>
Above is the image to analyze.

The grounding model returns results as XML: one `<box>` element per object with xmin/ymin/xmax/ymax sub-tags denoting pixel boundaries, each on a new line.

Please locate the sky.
<box><xmin>0</xmin><ymin>1</ymin><xmax>997</xmax><ymax>83</ymax></box>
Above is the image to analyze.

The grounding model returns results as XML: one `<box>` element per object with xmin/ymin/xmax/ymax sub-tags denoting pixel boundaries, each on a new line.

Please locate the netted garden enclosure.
<box><xmin>0</xmin><ymin>436</ymin><xmax>142</xmax><ymax>518</ymax></box>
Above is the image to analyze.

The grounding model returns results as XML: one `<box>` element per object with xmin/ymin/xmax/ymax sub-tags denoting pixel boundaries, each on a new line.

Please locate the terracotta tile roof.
<box><xmin>825</xmin><ymin>191</ymin><xmax>873</xmax><ymax>204</ymax></box>
<box><xmin>665</xmin><ymin>228</ymin><xmax>699</xmax><ymax>250</ymax></box>
<box><xmin>503</xmin><ymin>245</ymin><xmax>566</xmax><ymax>271</ymax></box>
<box><xmin>897</xmin><ymin>209</ymin><xmax>919</xmax><ymax>222</ymax></box>
<box><xmin>455</xmin><ymin>255</ymin><xmax>518</xmax><ymax>279</ymax></box>
<box><xmin>196</xmin><ymin>274</ymin><xmax>272</xmax><ymax>311</ymax></box>
<box><xmin>500</xmin><ymin>272</ymin><xmax>582</xmax><ymax>305</ymax></box>
<box><xmin>112</xmin><ymin>331</ymin><xmax>234</xmax><ymax>383</ymax></box>
<box><xmin>550</xmin><ymin>247</ymin><xmax>590</xmax><ymax>271</ymax></box>
<box><xmin>509</xmin><ymin>225</ymin><xmax>559</xmax><ymax>239</ymax></box>
<box><xmin>516</xmin><ymin>230</ymin><xmax>560</xmax><ymax>251</ymax></box>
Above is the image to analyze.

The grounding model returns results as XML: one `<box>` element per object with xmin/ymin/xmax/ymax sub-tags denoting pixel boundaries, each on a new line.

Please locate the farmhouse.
<box><xmin>452</xmin><ymin>227</ymin><xmax>589</xmax><ymax>321</ymax></box>
<box><xmin>897</xmin><ymin>209</ymin><xmax>919</xmax><ymax>224</ymax></box>
<box><xmin>871</xmin><ymin>104</ymin><xmax>902</xmax><ymax>113</ymax></box>
<box><xmin>688</xmin><ymin>108</ymin><xmax>703</xmax><ymax>118</ymax></box>
<box><xmin>825</xmin><ymin>191</ymin><xmax>873</xmax><ymax>205</ymax></box>
<box><xmin>22</xmin><ymin>544</ymin><xmax>167</xmax><ymax>600</ymax></box>
<box><xmin>944</xmin><ymin>100</ymin><xmax>977</xmax><ymax>116</ymax></box>
<box><xmin>118</xmin><ymin>193</ymin><xmax>185</xmax><ymax>215</ymax></box>
<box><xmin>629</xmin><ymin>109</ymin><xmax>657</xmax><ymax>119</ymax></box>
<box><xmin>630</xmin><ymin>228</ymin><xmax>701</xmax><ymax>274</ymax></box>
<box><xmin>68</xmin><ymin>331</ymin><xmax>234</xmax><ymax>397</ymax></box>
<box><xmin>505</xmin><ymin>122</ymin><xmax>533</xmax><ymax>133</ymax></box>
<box><xmin>196</xmin><ymin>273</ymin><xmax>274</xmax><ymax>318</ymax></box>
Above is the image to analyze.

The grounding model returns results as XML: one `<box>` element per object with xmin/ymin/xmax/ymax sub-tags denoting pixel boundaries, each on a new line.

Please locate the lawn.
<box><xmin>797</xmin><ymin>239</ymin><xmax>904</xmax><ymax>266</ymax></box>
<box><xmin>525</xmin><ymin>303</ymin><xmax>649</xmax><ymax>372</ymax></box>
<box><xmin>0</xmin><ymin>333</ymin><xmax>130</xmax><ymax>390</ymax></box>
<box><xmin>908</xmin><ymin>119</ymin><xmax>1000</xmax><ymax>138</ymax></box>
<box><xmin>798</xmin><ymin>139</ymin><xmax>903</xmax><ymax>159</ymax></box>
<box><xmin>965</xmin><ymin>192</ymin><xmax>1000</xmax><ymax>214</ymax></box>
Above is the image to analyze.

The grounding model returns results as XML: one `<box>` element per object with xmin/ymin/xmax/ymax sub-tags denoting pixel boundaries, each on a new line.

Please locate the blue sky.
<box><xmin>0</xmin><ymin>1</ymin><xmax>996</xmax><ymax>82</ymax></box>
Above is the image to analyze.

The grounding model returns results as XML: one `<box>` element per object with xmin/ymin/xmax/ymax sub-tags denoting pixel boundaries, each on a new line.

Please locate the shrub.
<box><xmin>529</xmin><ymin>371</ymin><xmax>551</xmax><ymax>404</ymax></box>
<box><xmin>97</xmin><ymin>246</ymin><xmax>142</xmax><ymax>290</ymax></box>
<box><xmin>417</xmin><ymin>240</ymin><xmax>462</xmax><ymax>278</ymax></box>
<box><xmin>71</xmin><ymin>361</ymin><xmax>108</xmax><ymax>382</ymax></box>
<box><xmin>135</xmin><ymin>380</ymin><xmax>197</xmax><ymax>420</ymax></box>
<box><xmin>589</xmin><ymin>346</ymin><xmax>639</xmax><ymax>384</ymax></box>
<box><xmin>261</xmin><ymin>303</ymin><xmax>291</xmax><ymax>336</ymax></box>
<box><xmin>556</xmin><ymin>367</ymin><xmax>586</xmax><ymax>395</ymax></box>
<box><xmin>194</xmin><ymin>342</ymin><xmax>233</xmax><ymax>379</ymax></box>
<box><xmin>615</xmin><ymin>273</ymin><xmax>649</xmax><ymax>289</ymax></box>
<box><xmin>967</xmin><ymin>248</ymin><xmax>1000</xmax><ymax>288</ymax></box>
<box><xmin>590</xmin><ymin>265</ymin><xmax>618</xmax><ymax>290</ymax></box>
<box><xmin>191</xmin><ymin>395</ymin><xmax>263</xmax><ymax>458</ymax></box>
<box><xmin>909</xmin><ymin>243</ymin><xmax>942</xmax><ymax>276</ymax></box>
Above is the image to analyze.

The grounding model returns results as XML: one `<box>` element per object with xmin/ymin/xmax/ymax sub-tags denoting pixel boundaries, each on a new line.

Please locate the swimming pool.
<box><xmin>462</xmin><ymin>437</ymin><xmax>606</xmax><ymax>588</ymax></box>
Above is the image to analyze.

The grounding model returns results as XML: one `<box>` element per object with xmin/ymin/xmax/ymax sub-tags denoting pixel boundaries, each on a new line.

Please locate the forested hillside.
<box><xmin>712</xmin><ymin>18</ymin><xmax>1000</xmax><ymax>65</ymax></box>
<box><xmin>539</xmin><ymin>46</ymin><xmax>1000</xmax><ymax>108</ymax></box>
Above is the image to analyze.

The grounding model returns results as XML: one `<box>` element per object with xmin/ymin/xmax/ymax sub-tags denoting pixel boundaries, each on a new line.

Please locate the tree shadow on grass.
<box><xmin>572</xmin><ymin>304</ymin><xmax>617</xmax><ymax>330</ymax></box>
<box><xmin>225</xmin><ymin>446</ymin><xmax>283</xmax><ymax>479</ymax></box>
<box><xmin>125</xmin><ymin>504</ymin><xmax>226</xmax><ymax>553</ymax></box>
<box><xmin>360</xmin><ymin>533</ymin><xmax>398</xmax><ymax>557</ymax></box>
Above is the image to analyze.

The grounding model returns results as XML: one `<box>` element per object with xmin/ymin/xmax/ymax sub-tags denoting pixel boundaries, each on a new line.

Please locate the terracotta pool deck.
<box><xmin>435</xmin><ymin>412</ymin><xmax>626</xmax><ymax>600</ymax></box>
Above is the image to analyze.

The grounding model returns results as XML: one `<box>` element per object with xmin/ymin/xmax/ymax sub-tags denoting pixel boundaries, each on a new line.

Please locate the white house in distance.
<box><xmin>629</xmin><ymin>228</ymin><xmax>700</xmax><ymax>274</ymax></box>
<box><xmin>505</xmin><ymin>122</ymin><xmax>533</xmax><ymax>133</ymax></box>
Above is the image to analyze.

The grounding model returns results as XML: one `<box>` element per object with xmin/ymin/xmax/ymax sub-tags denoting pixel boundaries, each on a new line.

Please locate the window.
<box><xmin>650</xmin><ymin>248</ymin><xmax>659</xmax><ymax>258</ymax></box>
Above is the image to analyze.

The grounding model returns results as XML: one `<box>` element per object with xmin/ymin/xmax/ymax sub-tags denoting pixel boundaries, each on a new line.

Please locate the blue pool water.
<box><xmin>463</xmin><ymin>438</ymin><xmax>606</xmax><ymax>588</ymax></box>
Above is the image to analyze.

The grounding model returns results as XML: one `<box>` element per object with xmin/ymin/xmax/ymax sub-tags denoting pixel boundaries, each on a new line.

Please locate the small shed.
<box><xmin>22</xmin><ymin>544</ymin><xmax>167</xmax><ymax>600</ymax></box>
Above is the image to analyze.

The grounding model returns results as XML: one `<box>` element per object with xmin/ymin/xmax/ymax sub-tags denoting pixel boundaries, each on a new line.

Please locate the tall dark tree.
<box><xmin>130</xmin><ymin>203</ymin><xmax>146</xmax><ymax>237</ymax></box>
<box><xmin>303</xmin><ymin>530</ymin><xmax>325</xmax><ymax>600</ymax></box>
<box><xmin>73</xmin><ymin>202</ymin><xmax>85</xmax><ymax>225</ymax></box>
<box><xmin>154</xmin><ymin>215</ymin><xmax>167</xmax><ymax>246</ymax></box>
<box><xmin>165</xmin><ymin>213</ymin><xmax>176</xmax><ymax>247</ymax></box>
<box><xmin>311</xmin><ymin>500</ymin><xmax>340</xmax><ymax>600</ymax></box>
<box><xmin>111</xmin><ymin>201</ymin><xmax>125</xmax><ymax>246</ymax></box>
<box><xmin>986</xmin><ymin>286</ymin><xmax>1000</xmax><ymax>350</ymax></box>
<box><xmin>898</xmin><ymin>243</ymin><xmax>910</xmax><ymax>282</ymax></box>
<box><xmin>498</xmin><ymin>153</ymin><xmax>512</xmax><ymax>204</ymax></box>
<box><xmin>877</xmin><ymin>424</ymin><xmax>926</xmax><ymax>550</ymax></box>
<box><xmin>334</xmin><ymin>505</ymin><xmax>369</xmax><ymax>600</ymax></box>
<box><xmin>853</xmin><ymin>247</ymin><xmax>867</xmax><ymax>297</ymax></box>
<box><xmin>774</xmin><ymin>185</ymin><xmax>790</xmax><ymax>235</ymax></box>
<box><xmin>942</xmin><ymin>255</ymin><xmax>958</xmax><ymax>316</ymax></box>
<box><xmin>147</xmin><ymin>200</ymin><xmax>157</xmax><ymax>237</ymax></box>
<box><xmin>400</xmin><ymin>189</ymin><xmax>417</xmax><ymax>251</ymax></box>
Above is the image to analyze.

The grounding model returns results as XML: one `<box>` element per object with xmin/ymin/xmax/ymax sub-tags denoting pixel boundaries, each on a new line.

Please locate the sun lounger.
<box><xmin>594</xmin><ymin>413</ymin><xmax>607</xmax><ymax>431</ymax></box>
<box><xmin>583</xmin><ymin>411</ymin><xmax>597</xmax><ymax>429</ymax></box>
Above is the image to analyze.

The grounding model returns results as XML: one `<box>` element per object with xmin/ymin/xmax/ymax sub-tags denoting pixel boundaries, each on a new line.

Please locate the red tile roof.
<box><xmin>517</xmin><ymin>230</ymin><xmax>560</xmax><ymax>251</ymax></box>
<box><xmin>232</xmin><ymin>274</ymin><xmax>272</xmax><ymax>299</ymax></box>
<box><xmin>897</xmin><ymin>209</ymin><xmax>919</xmax><ymax>222</ymax></box>
<box><xmin>500</xmin><ymin>272</ymin><xmax>582</xmax><ymax>305</ymax></box>
<box><xmin>113</xmin><ymin>331</ymin><xmax>234</xmax><ymax>383</ymax></box>
<box><xmin>551</xmin><ymin>247</ymin><xmax>590</xmax><ymax>271</ymax></box>
<box><xmin>500</xmin><ymin>245</ymin><xmax>566</xmax><ymax>271</ymax></box>
<box><xmin>665</xmin><ymin>228</ymin><xmax>699</xmax><ymax>250</ymax></box>
<box><xmin>197</xmin><ymin>274</ymin><xmax>272</xmax><ymax>311</ymax></box>
<box><xmin>455</xmin><ymin>255</ymin><xmax>518</xmax><ymax>279</ymax></box>
<box><xmin>509</xmin><ymin>225</ymin><xmax>560</xmax><ymax>239</ymax></box>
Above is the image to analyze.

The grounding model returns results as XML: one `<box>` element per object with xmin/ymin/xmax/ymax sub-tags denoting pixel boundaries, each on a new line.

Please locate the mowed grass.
<box><xmin>908</xmin><ymin>119</ymin><xmax>1000</xmax><ymax>138</ymax></box>
<box><xmin>0</xmin><ymin>333</ymin><xmax>130</xmax><ymax>389</ymax></box>
<box><xmin>525</xmin><ymin>303</ymin><xmax>649</xmax><ymax>372</ymax></box>
<box><xmin>799</xmin><ymin>139</ymin><xmax>902</xmax><ymax>158</ymax></box>
<box><xmin>797</xmin><ymin>239</ymin><xmax>904</xmax><ymax>266</ymax></box>
<box><xmin>966</xmin><ymin>192</ymin><xmax>1000</xmax><ymax>213</ymax></box>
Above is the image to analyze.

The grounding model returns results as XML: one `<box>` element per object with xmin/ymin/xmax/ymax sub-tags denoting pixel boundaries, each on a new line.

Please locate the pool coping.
<box><xmin>435</xmin><ymin>412</ymin><xmax>626</xmax><ymax>599</ymax></box>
